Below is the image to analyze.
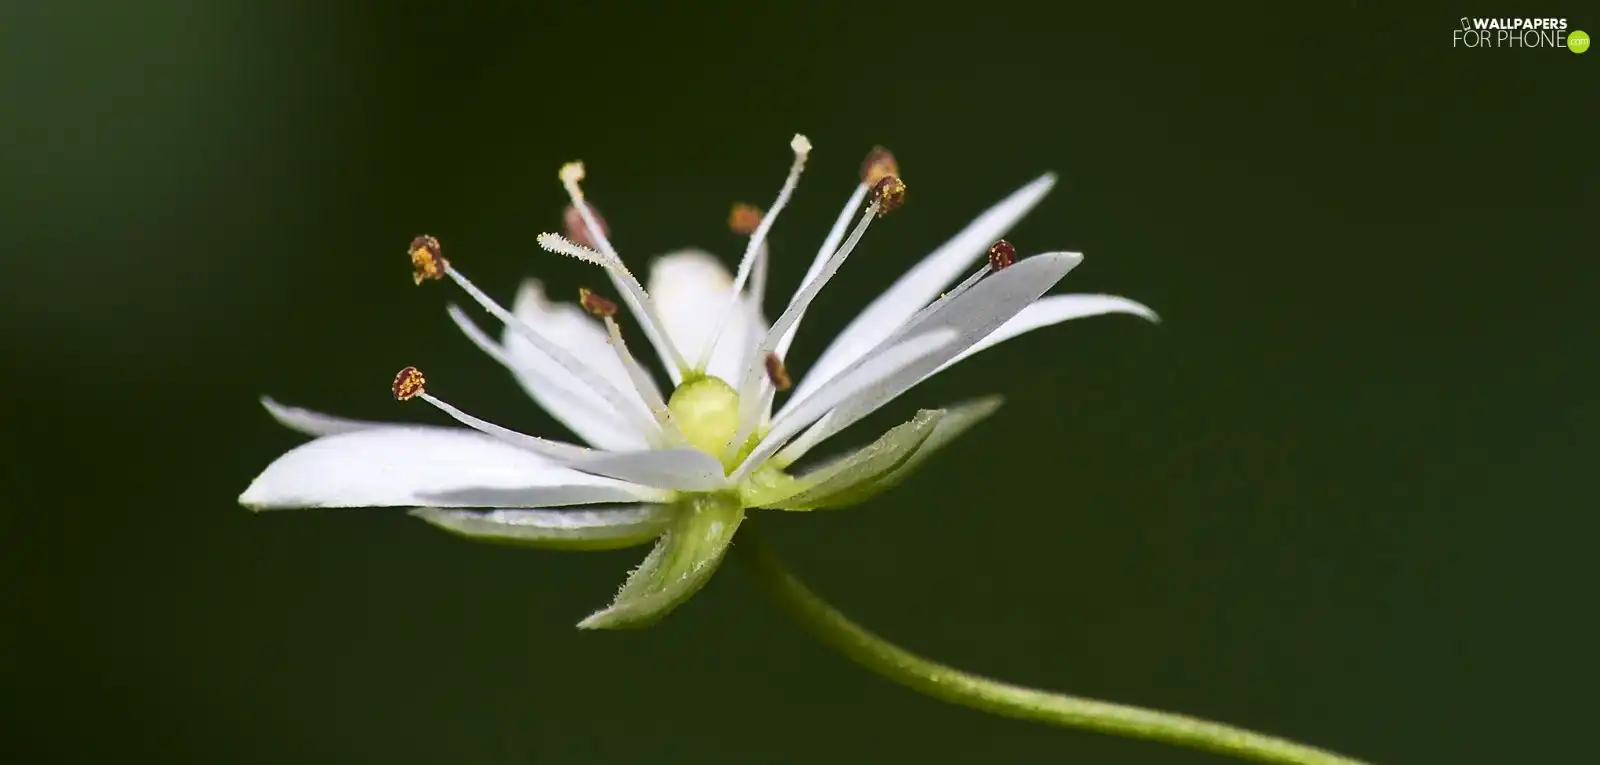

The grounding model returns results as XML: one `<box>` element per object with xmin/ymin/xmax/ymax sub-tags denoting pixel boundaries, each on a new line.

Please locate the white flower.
<box><xmin>239</xmin><ymin>136</ymin><xmax>1157</xmax><ymax>629</ymax></box>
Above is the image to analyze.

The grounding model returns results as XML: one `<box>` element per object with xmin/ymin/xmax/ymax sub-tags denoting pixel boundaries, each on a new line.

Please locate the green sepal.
<box><xmin>747</xmin><ymin>409</ymin><xmax>944</xmax><ymax>510</ymax></box>
<box><xmin>859</xmin><ymin>395</ymin><xmax>1003</xmax><ymax>497</ymax></box>
<box><xmin>754</xmin><ymin>396</ymin><xmax>1004</xmax><ymax>510</ymax></box>
<box><xmin>577</xmin><ymin>492</ymin><xmax>745</xmax><ymax>630</ymax></box>
<box><xmin>409</xmin><ymin>506</ymin><xmax>670</xmax><ymax>551</ymax></box>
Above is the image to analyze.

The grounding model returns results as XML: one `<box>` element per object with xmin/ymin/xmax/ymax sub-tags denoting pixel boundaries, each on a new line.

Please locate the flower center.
<box><xmin>667</xmin><ymin>376</ymin><xmax>742</xmax><ymax>458</ymax></box>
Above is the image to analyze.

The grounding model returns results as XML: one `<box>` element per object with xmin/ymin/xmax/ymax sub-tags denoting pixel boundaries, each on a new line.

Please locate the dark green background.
<box><xmin>4</xmin><ymin>2</ymin><xmax>1592</xmax><ymax>763</ymax></box>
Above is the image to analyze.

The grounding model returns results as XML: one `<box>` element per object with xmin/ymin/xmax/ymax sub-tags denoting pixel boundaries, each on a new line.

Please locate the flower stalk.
<box><xmin>734</xmin><ymin>528</ymin><xmax>1374</xmax><ymax>765</ymax></box>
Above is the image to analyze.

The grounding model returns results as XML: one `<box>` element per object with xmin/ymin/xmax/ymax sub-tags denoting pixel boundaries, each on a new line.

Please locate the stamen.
<box><xmin>860</xmin><ymin>145</ymin><xmax>899</xmax><ymax>188</ymax></box>
<box><xmin>987</xmin><ymin>239</ymin><xmax>1016</xmax><ymax>271</ymax></box>
<box><xmin>430</xmin><ymin>252</ymin><xmax>662</xmax><ymax>439</ymax></box>
<box><xmin>580</xmin><ymin>286</ymin><xmax>680</xmax><ymax>442</ymax></box>
<box><xmin>773</xmin><ymin>181</ymin><xmax>871</xmax><ymax>361</ymax></box>
<box><xmin>731</xmin><ymin>203</ymin><xmax>772</xmax><ymax>325</ymax></box>
<box><xmin>418</xmin><ymin>394</ymin><xmax>592</xmax><ymax>461</ymax></box>
<box><xmin>392</xmin><ymin>366</ymin><xmax>427</xmax><ymax>400</ymax></box>
<box><xmin>894</xmin><ymin>263</ymin><xmax>991</xmax><ymax>336</ymax></box>
<box><xmin>871</xmin><ymin>175</ymin><xmax>907</xmax><ymax>217</ymax></box>
<box><xmin>697</xmin><ymin>134</ymin><xmax>813</xmax><ymax>371</ymax></box>
<box><xmin>399</xmin><ymin>372</ymin><xmax>723</xmax><ymax>493</ymax></box>
<box><xmin>445</xmin><ymin>303</ymin><xmax>625</xmax><ymax>435</ymax></box>
<box><xmin>390</xmin><ymin>366</ymin><xmax>594</xmax><ymax>459</ymax></box>
<box><xmin>409</xmin><ymin>235</ymin><xmax>448</xmax><ymax>284</ymax></box>
<box><xmin>598</xmin><ymin>309</ymin><xmax>684</xmax><ymax>444</ymax></box>
<box><xmin>558</xmin><ymin>162</ymin><xmax>690</xmax><ymax>380</ymax></box>
<box><xmin>724</xmin><ymin>191</ymin><xmax>890</xmax><ymax>458</ymax></box>
<box><xmin>578</xmin><ymin>287</ymin><xmax>618</xmax><ymax>318</ymax></box>
<box><xmin>888</xmin><ymin>241</ymin><xmax>1022</xmax><ymax>340</ymax></box>
<box><xmin>824</xmin><ymin>241</ymin><xmax>1018</xmax><ymax>396</ymax></box>
<box><xmin>747</xmin><ymin>221</ymin><xmax>769</xmax><ymax>308</ymax></box>
<box><xmin>769</xmin><ymin>147</ymin><xmax>895</xmax><ymax>365</ymax></box>
<box><xmin>578</xmin><ymin>287</ymin><xmax>676</xmax><ymax>437</ymax></box>
<box><xmin>563</xmin><ymin>204</ymin><xmax>609</xmax><ymax>251</ymax></box>
<box><xmin>729</xmin><ymin>203</ymin><xmax>763</xmax><ymax>236</ymax></box>
<box><xmin>765</xmin><ymin>353</ymin><xmax>792</xmax><ymax>391</ymax></box>
<box><xmin>901</xmin><ymin>241</ymin><xmax>1026</xmax><ymax>332</ymax></box>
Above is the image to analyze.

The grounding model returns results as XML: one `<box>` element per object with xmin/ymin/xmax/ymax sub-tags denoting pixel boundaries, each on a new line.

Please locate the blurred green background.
<box><xmin>3</xmin><ymin>2</ymin><xmax>1593</xmax><ymax>763</ymax></box>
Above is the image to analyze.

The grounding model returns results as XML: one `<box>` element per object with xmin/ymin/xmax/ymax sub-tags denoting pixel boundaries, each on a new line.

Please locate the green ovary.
<box><xmin>667</xmin><ymin>375</ymin><xmax>744</xmax><ymax>458</ymax></box>
<box><xmin>668</xmin><ymin>374</ymin><xmax>792</xmax><ymax>485</ymax></box>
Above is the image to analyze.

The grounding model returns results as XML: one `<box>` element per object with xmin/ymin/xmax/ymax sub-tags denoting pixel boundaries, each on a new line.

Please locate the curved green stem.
<box><xmin>733</xmin><ymin>530</ymin><xmax>1373</xmax><ymax>765</ymax></box>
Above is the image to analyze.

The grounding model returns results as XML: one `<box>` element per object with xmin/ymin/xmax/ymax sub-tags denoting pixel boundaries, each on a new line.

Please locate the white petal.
<box><xmin>932</xmin><ymin>293</ymin><xmax>1158</xmax><ymax>375</ymax></box>
<box><xmin>647</xmin><ymin>250</ymin><xmax>767</xmax><ymax>386</ymax></box>
<box><xmin>448</xmin><ymin>305</ymin><xmax>646</xmax><ymax>450</ymax></box>
<box><xmin>791</xmin><ymin>174</ymin><xmax>1057</xmax><ymax>403</ymax></box>
<box><xmin>410</xmin><ymin>505</ymin><xmax>670</xmax><ymax>550</ymax></box>
<box><xmin>565</xmin><ymin>448</ymin><xmax>729</xmax><ymax>492</ymax></box>
<box><xmin>260</xmin><ymin>397</ymin><xmax>386</xmax><ymax>438</ymax></box>
<box><xmin>502</xmin><ymin>281</ymin><xmax>654</xmax><ymax>432</ymax></box>
<box><xmin>730</xmin><ymin>329</ymin><xmax>959</xmax><ymax>482</ymax></box>
<box><xmin>775</xmin><ymin>252</ymin><xmax>1082</xmax><ymax>464</ymax></box>
<box><xmin>239</xmin><ymin>427</ymin><xmax>665</xmax><ymax>510</ymax></box>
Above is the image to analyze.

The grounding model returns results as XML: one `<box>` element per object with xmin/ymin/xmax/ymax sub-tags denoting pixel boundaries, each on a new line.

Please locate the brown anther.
<box><xmin>871</xmin><ymin>176</ymin><xmax>907</xmax><ymax>217</ymax></box>
<box><xmin>578</xmin><ymin>287</ymin><xmax>618</xmax><ymax>318</ymax></box>
<box><xmin>764</xmin><ymin>352</ymin><xmax>792</xmax><ymax>391</ymax></box>
<box><xmin>392</xmin><ymin>366</ymin><xmax>426</xmax><ymax>401</ymax></box>
<box><xmin>729</xmin><ymin>203</ymin><xmax>764</xmax><ymax>236</ymax></box>
<box><xmin>987</xmin><ymin>239</ymin><xmax>1017</xmax><ymax>271</ymax></box>
<box><xmin>563</xmin><ymin>204</ymin><xmax>609</xmax><ymax>250</ymax></box>
<box><xmin>860</xmin><ymin>145</ymin><xmax>900</xmax><ymax>188</ymax></box>
<box><xmin>409</xmin><ymin>235</ymin><xmax>448</xmax><ymax>285</ymax></box>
